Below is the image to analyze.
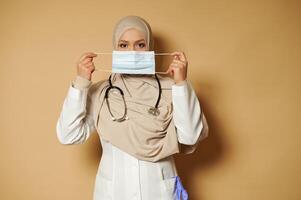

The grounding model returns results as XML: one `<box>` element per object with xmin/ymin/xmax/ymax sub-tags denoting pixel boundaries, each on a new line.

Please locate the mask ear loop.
<box><xmin>93</xmin><ymin>52</ymin><xmax>171</xmax><ymax>74</ymax></box>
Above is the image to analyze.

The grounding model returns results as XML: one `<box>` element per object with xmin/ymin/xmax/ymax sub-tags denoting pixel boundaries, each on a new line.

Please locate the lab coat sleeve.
<box><xmin>172</xmin><ymin>80</ymin><xmax>209</xmax><ymax>147</ymax></box>
<box><xmin>56</xmin><ymin>76</ymin><xmax>96</xmax><ymax>145</ymax></box>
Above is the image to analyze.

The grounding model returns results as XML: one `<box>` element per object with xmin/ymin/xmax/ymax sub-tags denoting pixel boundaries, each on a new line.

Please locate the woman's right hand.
<box><xmin>76</xmin><ymin>52</ymin><xmax>98</xmax><ymax>81</ymax></box>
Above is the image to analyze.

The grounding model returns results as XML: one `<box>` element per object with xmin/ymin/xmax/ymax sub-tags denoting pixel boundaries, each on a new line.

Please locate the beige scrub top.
<box><xmin>56</xmin><ymin>76</ymin><xmax>209</xmax><ymax>200</ymax></box>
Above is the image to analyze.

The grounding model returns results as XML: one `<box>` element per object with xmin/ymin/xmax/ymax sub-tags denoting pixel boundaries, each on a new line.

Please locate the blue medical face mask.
<box><xmin>112</xmin><ymin>50</ymin><xmax>155</xmax><ymax>74</ymax></box>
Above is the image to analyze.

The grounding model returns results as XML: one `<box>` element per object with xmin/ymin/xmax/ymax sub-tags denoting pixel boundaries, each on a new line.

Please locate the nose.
<box><xmin>129</xmin><ymin>45</ymin><xmax>135</xmax><ymax>51</ymax></box>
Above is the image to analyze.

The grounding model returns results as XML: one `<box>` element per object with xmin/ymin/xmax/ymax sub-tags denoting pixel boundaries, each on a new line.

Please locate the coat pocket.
<box><xmin>161</xmin><ymin>176</ymin><xmax>177</xmax><ymax>200</ymax></box>
<box><xmin>163</xmin><ymin>176</ymin><xmax>177</xmax><ymax>191</ymax></box>
<box><xmin>93</xmin><ymin>172</ymin><xmax>113</xmax><ymax>200</ymax></box>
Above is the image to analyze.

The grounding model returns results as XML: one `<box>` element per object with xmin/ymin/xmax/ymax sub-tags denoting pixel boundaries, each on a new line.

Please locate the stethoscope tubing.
<box><xmin>104</xmin><ymin>73</ymin><xmax>162</xmax><ymax>122</ymax></box>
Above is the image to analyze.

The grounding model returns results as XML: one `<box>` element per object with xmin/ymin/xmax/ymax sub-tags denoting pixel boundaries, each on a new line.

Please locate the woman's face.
<box><xmin>117</xmin><ymin>28</ymin><xmax>148</xmax><ymax>51</ymax></box>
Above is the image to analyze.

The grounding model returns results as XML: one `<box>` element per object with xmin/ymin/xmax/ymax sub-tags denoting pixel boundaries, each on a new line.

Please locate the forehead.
<box><xmin>118</xmin><ymin>28</ymin><xmax>146</xmax><ymax>42</ymax></box>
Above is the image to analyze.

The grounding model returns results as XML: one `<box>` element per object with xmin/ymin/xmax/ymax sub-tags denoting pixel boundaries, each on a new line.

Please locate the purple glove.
<box><xmin>174</xmin><ymin>176</ymin><xmax>188</xmax><ymax>200</ymax></box>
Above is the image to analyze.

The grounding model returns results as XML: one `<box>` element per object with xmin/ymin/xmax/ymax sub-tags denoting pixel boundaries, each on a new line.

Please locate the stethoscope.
<box><xmin>104</xmin><ymin>73</ymin><xmax>162</xmax><ymax>122</ymax></box>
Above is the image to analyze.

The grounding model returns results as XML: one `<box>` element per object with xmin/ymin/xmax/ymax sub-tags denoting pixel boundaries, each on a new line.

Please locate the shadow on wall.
<box><xmin>80</xmin><ymin>132</ymin><xmax>102</xmax><ymax>173</ymax></box>
<box><xmin>174</xmin><ymin>85</ymin><xmax>228</xmax><ymax>200</ymax></box>
<box><xmin>155</xmin><ymin>35</ymin><xmax>229</xmax><ymax>199</ymax></box>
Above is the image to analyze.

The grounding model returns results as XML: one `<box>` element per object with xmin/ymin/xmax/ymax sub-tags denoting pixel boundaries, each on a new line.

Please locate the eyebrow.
<box><xmin>119</xmin><ymin>39</ymin><xmax>146</xmax><ymax>43</ymax></box>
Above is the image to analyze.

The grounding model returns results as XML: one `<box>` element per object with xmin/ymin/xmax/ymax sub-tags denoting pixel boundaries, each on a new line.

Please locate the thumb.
<box><xmin>166</xmin><ymin>67</ymin><xmax>174</xmax><ymax>76</ymax></box>
<box><xmin>165</xmin><ymin>67</ymin><xmax>171</xmax><ymax>74</ymax></box>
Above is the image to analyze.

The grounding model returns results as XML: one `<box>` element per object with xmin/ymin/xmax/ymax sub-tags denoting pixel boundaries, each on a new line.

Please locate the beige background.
<box><xmin>1</xmin><ymin>0</ymin><xmax>300</xmax><ymax>199</ymax></box>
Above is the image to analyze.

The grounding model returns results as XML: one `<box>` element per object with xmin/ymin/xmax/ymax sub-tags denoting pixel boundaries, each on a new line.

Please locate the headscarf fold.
<box><xmin>93</xmin><ymin>73</ymin><xmax>180</xmax><ymax>162</ymax></box>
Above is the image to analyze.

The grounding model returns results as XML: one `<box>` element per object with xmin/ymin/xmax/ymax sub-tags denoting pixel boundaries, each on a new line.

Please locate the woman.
<box><xmin>56</xmin><ymin>15</ymin><xmax>209</xmax><ymax>200</ymax></box>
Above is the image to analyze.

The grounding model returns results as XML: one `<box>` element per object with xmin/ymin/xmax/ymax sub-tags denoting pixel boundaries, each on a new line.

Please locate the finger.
<box><xmin>165</xmin><ymin>66</ymin><xmax>174</xmax><ymax>75</ymax></box>
<box><xmin>165</xmin><ymin>67</ymin><xmax>171</xmax><ymax>74</ymax></box>
<box><xmin>84</xmin><ymin>62</ymin><xmax>94</xmax><ymax>68</ymax></box>
<box><xmin>173</xmin><ymin>59</ymin><xmax>186</xmax><ymax>66</ymax></box>
<box><xmin>81</xmin><ymin>57</ymin><xmax>93</xmax><ymax>65</ymax></box>
<box><xmin>170</xmin><ymin>61</ymin><xmax>185</xmax><ymax>69</ymax></box>
<box><xmin>84</xmin><ymin>65</ymin><xmax>94</xmax><ymax>73</ymax></box>
<box><xmin>169</xmin><ymin>62</ymin><xmax>179</xmax><ymax>68</ymax></box>
<box><xmin>79</xmin><ymin>61</ymin><xmax>90</xmax><ymax>68</ymax></box>
<box><xmin>79</xmin><ymin>52</ymin><xmax>98</xmax><ymax>62</ymax></box>
<box><xmin>86</xmin><ymin>63</ymin><xmax>96</xmax><ymax>71</ymax></box>
<box><xmin>171</xmin><ymin>51</ymin><xmax>186</xmax><ymax>62</ymax></box>
<box><xmin>170</xmin><ymin>63</ymin><xmax>179</xmax><ymax>68</ymax></box>
<box><xmin>79</xmin><ymin>61</ymin><xmax>93</xmax><ymax>69</ymax></box>
<box><xmin>171</xmin><ymin>52</ymin><xmax>180</xmax><ymax>61</ymax></box>
<box><xmin>170</xmin><ymin>66</ymin><xmax>181</xmax><ymax>72</ymax></box>
<box><xmin>178</xmin><ymin>52</ymin><xmax>187</xmax><ymax>62</ymax></box>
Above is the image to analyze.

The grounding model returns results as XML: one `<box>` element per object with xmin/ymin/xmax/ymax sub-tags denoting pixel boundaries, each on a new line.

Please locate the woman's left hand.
<box><xmin>166</xmin><ymin>51</ymin><xmax>188</xmax><ymax>84</ymax></box>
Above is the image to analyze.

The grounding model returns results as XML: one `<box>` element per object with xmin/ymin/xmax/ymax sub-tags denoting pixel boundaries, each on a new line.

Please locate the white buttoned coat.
<box><xmin>56</xmin><ymin>78</ymin><xmax>209</xmax><ymax>200</ymax></box>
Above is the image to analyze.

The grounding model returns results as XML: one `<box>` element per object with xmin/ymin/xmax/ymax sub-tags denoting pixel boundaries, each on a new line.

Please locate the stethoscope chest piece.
<box><xmin>105</xmin><ymin>74</ymin><xmax>162</xmax><ymax>122</ymax></box>
<box><xmin>148</xmin><ymin>107</ymin><xmax>160</xmax><ymax>116</ymax></box>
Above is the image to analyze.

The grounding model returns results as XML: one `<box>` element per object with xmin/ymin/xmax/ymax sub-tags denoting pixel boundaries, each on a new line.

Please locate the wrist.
<box><xmin>72</xmin><ymin>75</ymin><xmax>92</xmax><ymax>89</ymax></box>
<box><xmin>175</xmin><ymin>79</ymin><xmax>187</xmax><ymax>86</ymax></box>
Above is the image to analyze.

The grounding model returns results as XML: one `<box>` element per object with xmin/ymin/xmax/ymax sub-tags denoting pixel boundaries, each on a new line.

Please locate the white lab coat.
<box><xmin>56</xmin><ymin>79</ymin><xmax>209</xmax><ymax>200</ymax></box>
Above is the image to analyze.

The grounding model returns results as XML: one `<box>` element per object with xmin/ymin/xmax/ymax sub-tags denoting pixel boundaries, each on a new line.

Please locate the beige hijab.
<box><xmin>90</xmin><ymin>16</ymin><xmax>198</xmax><ymax>162</ymax></box>
<box><xmin>112</xmin><ymin>15</ymin><xmax>154</xmax><ymax>50</ymax></box>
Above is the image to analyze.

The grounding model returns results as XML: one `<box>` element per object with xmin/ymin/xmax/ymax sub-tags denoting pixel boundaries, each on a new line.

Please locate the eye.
<box><xmin>138</xmin><ymin>43</ymin><xmax>146</xmax><ymax>48</ymax></box>
<box><xmin>119</xmin><ymin>43</ymin><xmax>127</xmax><ymax>48</ymax></box>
